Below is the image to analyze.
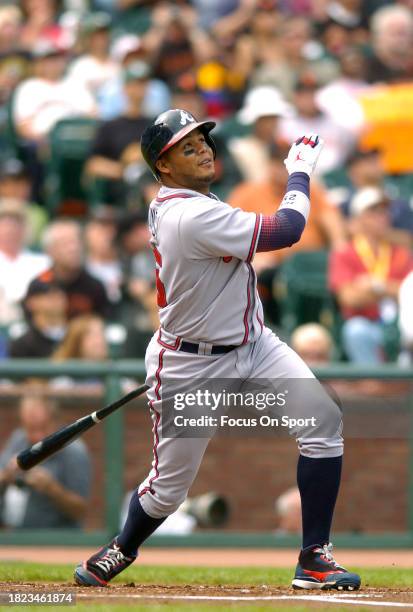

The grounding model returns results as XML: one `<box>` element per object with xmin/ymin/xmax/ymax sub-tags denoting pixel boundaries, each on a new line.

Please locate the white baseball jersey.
<box><xmin>148</xmin><ymin>185</ymin><xmax>264</xmax><ymax>346</ymax></box>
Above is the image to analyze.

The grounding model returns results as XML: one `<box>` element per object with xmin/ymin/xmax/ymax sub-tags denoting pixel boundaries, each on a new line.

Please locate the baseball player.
<box><xmin>75</xmin><ymin>109</ymin><xmax>361</xmax><ymax>591</ymax></box>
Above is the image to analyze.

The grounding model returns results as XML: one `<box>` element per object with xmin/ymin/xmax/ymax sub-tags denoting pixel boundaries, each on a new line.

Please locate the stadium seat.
<box><xmin>113</xmin><ymin>6</ymin><xmax>152</xmax><ymax>36</ymax></box>
<box><xmin>215</xmin><ymin>116</ymin><xmax>251</xmax><ymax>141</ymax></box>
<box><xmin>2</xmin><ymin>94</ymin><xmax>29</xmax><ymax>164</ymax></box>
<box><xmin>277</xmin><ymin>250</ymin><xmax>343</xmax><ymax>350</ymax></box>
<box><xmin>45</xmin><ymin>117</ymin><xmax>99</xmax><ymax>215</ymax></box>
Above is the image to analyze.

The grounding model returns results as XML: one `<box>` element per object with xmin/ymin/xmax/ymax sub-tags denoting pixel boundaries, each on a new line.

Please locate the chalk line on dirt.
<box><xmin>76</xmin><ymin>593</ymin><xmax>413</xmax><ymax>607</ymax></box>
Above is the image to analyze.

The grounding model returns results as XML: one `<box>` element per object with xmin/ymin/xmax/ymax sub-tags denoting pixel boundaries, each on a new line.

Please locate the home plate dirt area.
<box><xmin>1</xmin><ymin>583</ymin><xmax>413</xmax><ymax>609</ymax></box>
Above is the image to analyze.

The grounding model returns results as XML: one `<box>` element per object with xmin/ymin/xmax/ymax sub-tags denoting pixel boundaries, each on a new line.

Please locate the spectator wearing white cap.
<box><xmin>329</xmin><ymin>186</ymin><xmax>413</xmax><ymax>363</ymax></box>
<box><xmin>98</xmin><ymin>34</ymin><xmax>171</xmax><ymax>120</ymax></box>
<box><xmin>228</xmin><ymin>86</ymin><xmax>292</xmax><ymax>182</ymax></box>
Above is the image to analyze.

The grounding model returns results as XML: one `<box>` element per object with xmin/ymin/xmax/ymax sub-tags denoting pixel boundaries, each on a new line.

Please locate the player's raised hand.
<box><xmin>284</xmin><ymin>134</ymin><xmax>324</xmax><ymax>177</ymax></box>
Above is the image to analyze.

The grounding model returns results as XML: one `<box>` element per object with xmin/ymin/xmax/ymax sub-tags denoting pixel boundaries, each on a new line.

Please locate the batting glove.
<box><xmin>284</xmin><ymin>134</ymin><xmax>324</xmax><ymax>176</ymax></box>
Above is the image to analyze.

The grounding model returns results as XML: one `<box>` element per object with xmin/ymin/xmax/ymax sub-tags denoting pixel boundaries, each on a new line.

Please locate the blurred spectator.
<box><xmin>145</xmin><ymin>3</ymin><xmax>214</xmax><ymax>91</ymax></box>
<box><xmin>19</xmin><ymin>0</ymin><xmax>68</xmax><ymax>52</ymax></box>
<box><xmin>67</xmin><ymin>13</ymin><xmax>118</xmax><ymax>103</ymax></box>
<box><xmin>117</xmin><ymin>211</ymin><xmax>158</xmax><ymax>348</ymax></box>
<box><xmin>336</xmin><ymin>154</ymin><xmax>413</xmax><ymax>248</ymax></box>
<box><xmin>274</xmin><ymin>486</ymin><xmax>301</xmax><ymax>535</ymax></box>
<box><xmin>99</xmin><ymin>34</ymin><xmax>171</xmax><ymax>119</ymax></box>
<box><xmin>13</xmin><ymin>41</ymin><xmax>96</xmax><ymax>144</ymax></box>
<box><xmin>251</xmin><ymin>15</ymin><xmax>339</xmax><ymax>100</ymax></box>
<box><xmin>233</xmin><ymin>1</ymin><xmax>282</xmax><ymax>80</ymax></box>
<box><xmin>196</xmin><ymin>55</ymin><xmax>245</xmax><ymax>119</ymax></box>
<box><xmin>313</xmin><ymin>0</ymin><xmax>371</xmax><ymax>53</ymax></box>
<box><xmin>0</xmin><ymin>391</ymin><xmax>90</xmax><ymax>528</ymax></box>
<box><xmin>0</xmin><ymin>159</ymin><xmax>48</xmax><ymax>248</ymax></box>
<box><xmin>229</xmin><ymin>86</ymin><xmax>292</xmax><ymax>182</ymax></box>
<box><xmin>367</xmin><ymin>5</ymin><xmax>413</xmax><ymax>83</ymax></box>
<box><xmin>290</xmin><ymin>323</ymin><xmax>334</xmax><ymax>365</ymax></box>
<box><xmin>86</xmin><ymin>60</ymin><xmax>151</xmax><ymax>205</ymax></box>
<box><xmin>0</xmin><ymin>206</ymin><xmax>49</xmax><ymax>326</ymax></box>
<box><xmin>0</xmin><ymin>6</ymin><xmax>28</xmax><ymax>106</ymax></box>
<box><xmin>53</xmin><ymin>315</ymin><xmax>108</xmax><ymax>361</ymax></box>
<box><xmin>85</xmin><ymin>207</ymin><xmax>123</xmax><ymax>305</ymax></box>
<box><xmin>9</xmin><ymin>277</ymin><xmax>67</xmax><ymax>358</ymax></box>
<box><xmin>193</xmin><ymin>0</ymin><xmax>254</xmax><ymax>34</ymax></box>
<box><xmin>0</xmin><ymin>6</ymin><xmax>22</xmax><ymax>55</ymax></box>
<box><xmin>315</xmin><ymin>46</ymin><xmax>367</xmax><ymax>133</ymax></box>
<box><xmin>53</xmin><ymin>314</ymin><xmax>137</xmax><ymax>390</ymax></box>
<box><xmin>41</xmin><ymin>220</ymin><xmax>111</xmax><ymax>319</ymax></box>
<box><xmin>329</xmin><ymin>187</ymin><xmax>413</xmax><ymax>363</ymax></box>
<box><xmin>399</xmin><ymin>271</ymin><xmax>413</xmax><ymax>361</ymax></box>
<box><xmin>278</xmin><ymin>73</ymin><xmax>356</xmax><ymax>175</ymax></box>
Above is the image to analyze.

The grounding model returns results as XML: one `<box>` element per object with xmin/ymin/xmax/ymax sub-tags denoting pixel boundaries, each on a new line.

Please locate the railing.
<box><xmin>0</xmin><ymin>360</ymin><xmax>412</xmax><ymax>548</ymax></box>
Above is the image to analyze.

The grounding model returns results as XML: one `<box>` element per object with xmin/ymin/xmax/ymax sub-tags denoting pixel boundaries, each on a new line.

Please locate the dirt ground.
<box><xmin>1</xmin><ymin>582</ymin><xmax>413</xmax><ymax>609</ymax></box>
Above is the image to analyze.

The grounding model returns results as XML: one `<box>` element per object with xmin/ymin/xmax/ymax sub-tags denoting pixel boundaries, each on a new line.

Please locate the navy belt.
<box><xmin>179</xmin><ymin>341</ymin><xmax>237</xmax><ymax>355</ymax></box>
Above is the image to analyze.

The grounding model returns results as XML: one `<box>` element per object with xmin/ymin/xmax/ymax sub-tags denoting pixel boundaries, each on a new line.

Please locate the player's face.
<box><xmin>157</xmin><ymin>128</ymin><xmax>215</xmax><ymax>194</ymax></box>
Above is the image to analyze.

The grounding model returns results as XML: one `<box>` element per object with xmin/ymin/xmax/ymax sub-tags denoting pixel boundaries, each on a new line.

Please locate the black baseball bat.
<box><xmin>17</xmin><ymin>384</ymin><xmax>149</xmax><ymax>471</ymax></box>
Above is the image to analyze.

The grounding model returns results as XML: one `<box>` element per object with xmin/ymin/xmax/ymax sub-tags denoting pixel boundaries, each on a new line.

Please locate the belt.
<box><xmin>179</xmin><ymin>341</ymin><xmax>237</xmax><ymax>355</ymax></box>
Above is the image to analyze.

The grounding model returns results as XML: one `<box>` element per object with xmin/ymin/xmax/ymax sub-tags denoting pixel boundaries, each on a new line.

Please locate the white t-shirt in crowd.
<box><xmin>399</xmin><ymin>271</ymin><xmax>413</xmax><ymax>346</ymax></box>
<box><xmin>0</xmin><ymin>250</ymin><xmax>50</xmax><ymax>323</ymax></box>
<box><xmin>13</xmin><ymin>77</ymin><xmax>96</xmax><ymax>138</ymax></box>
<box><xmin>67</xmin><ymin>55</ymin><xmax>119</xmax><ymax>98</ymax></box>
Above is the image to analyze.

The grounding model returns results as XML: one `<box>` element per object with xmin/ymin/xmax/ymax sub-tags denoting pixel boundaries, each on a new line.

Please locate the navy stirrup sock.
<box><xmin>297</xmin><ymin>454</ymin><xmax>342</xmax><ymax>549</ymax></box>
<box><xmin>117</xmin><ymin>492</ymin><xmax>166</xmax><ymax>556</ymax></box>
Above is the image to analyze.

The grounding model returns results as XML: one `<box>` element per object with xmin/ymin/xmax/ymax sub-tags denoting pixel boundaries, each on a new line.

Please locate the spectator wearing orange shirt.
<box><xmin>228</xmin><ymin>144</ymin><xmax>346</xmax><ymax>273</ymax></box>
<box><xmin>329</xmin><ymin>187</ymin><xmax>413</xmax><ymax>364</ymax></box>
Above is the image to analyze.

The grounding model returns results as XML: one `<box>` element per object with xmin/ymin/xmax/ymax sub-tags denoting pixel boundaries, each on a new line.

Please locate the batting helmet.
<box><xmin>140</xmin><ymin>109</ymin><xmax>216</xmax><ymax>180</ymax></box>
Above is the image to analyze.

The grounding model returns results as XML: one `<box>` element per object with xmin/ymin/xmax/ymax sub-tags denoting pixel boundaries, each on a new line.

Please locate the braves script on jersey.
<box><xmin>148</xmin><ymin>186</ymin><xmax>264</xmax><ymax>346</ymax></box>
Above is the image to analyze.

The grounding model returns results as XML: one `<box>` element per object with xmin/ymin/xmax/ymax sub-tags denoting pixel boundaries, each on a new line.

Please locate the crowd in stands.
<box><xmin>0</xmin><ymin>0</ymin><xmax>412</xmax><ymax>367</ymax></box>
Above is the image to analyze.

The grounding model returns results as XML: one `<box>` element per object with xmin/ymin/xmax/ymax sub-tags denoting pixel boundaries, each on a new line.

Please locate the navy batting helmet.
<box><xmin>140</xmin><ymin>109</ymin><xmax>216</xmax><ymax>180</ymax></box>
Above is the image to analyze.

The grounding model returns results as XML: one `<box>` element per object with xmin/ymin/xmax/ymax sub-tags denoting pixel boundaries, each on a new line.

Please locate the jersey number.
<box><xmin>153</xmin><ymin>246</ymin><xmax>167</xmax><ymax>308</ymax></box>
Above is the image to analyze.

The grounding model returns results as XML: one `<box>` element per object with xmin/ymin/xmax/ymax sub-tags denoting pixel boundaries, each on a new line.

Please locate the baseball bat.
<box><xmin>17</xmin><ymin>383</ymin><xmax>149</xmax><ymax>471</ymax></box>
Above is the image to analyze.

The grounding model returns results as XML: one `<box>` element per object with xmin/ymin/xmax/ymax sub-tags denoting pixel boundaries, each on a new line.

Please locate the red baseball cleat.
<box><xmin>292</xmin><ymin>543</ymin><xmax>361</xmax><ymax>591</ymax></box>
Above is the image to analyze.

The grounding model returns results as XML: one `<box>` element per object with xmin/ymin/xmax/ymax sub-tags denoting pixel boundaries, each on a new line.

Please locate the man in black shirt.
<box><xmin>9</xmin><ymin>278</ymin><xmax>67</xmax><ymax>358</ymax></box>
<box><xmin>86</xmin><ymin>61</ymin><xmax>151</xmax><ymax>204</ymax></box>
<box><xmin>41</xmin><ymin>220</ymin><xmax>111</xmax><ymax>320</ymax></box>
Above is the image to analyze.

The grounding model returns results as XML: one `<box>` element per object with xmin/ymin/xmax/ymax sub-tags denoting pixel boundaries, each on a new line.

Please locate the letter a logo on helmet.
<box><xmin>179</xmin><ymin>110</ymin><xmax>194</xmax><ymax>125</ymax></box>
<box><xmin>141</xmin><ymin>108</ymin><xmax>216</xmax><ymax>181</ymax></box>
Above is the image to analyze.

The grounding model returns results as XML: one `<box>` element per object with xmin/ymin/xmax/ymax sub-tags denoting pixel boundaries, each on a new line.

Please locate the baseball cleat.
<box><xmin>292</xmin><ymin>543</ymin><xmax>361</xmax><ymax>591</ymax></box>
<box><xmin>74</xmin><ymin>538</ymin><xmax>136</xmax><ymax>587</ymax></box>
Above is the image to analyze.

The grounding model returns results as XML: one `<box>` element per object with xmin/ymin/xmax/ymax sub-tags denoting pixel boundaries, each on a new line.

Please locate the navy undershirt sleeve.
<box><xmin>256</xmin><ymin>172</ymin><xmax>309</xmax><ymax>252</ymax></box>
